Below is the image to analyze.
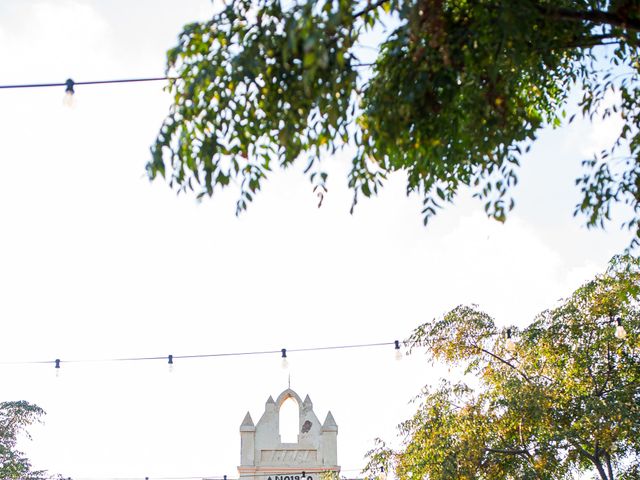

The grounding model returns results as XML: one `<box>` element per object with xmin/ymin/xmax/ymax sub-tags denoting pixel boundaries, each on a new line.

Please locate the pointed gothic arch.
<box><xmin>275</xmin><ymin>388</ymin><xmax>303</xmax><ymax>408</ymax></box>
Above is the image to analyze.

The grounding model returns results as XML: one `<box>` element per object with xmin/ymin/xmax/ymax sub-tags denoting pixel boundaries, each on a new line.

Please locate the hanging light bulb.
<box><xmin>55</xmin><ymin>358</ymin><xmax>61</xmax><ymax>378</ymax></box>
<box><xmin>394</xmin><ymin>340</ymin><xmax>402</xmax><ymax>361</ymax></box>
<box><xmin>505</xmin><ymin>329</ymin><xmax>516</xmax><ymax>353</ymax></box>
<box><xmin>615</xmin><ymin>318</ymin><xmax>627</xmax><ymax>340</ymax></box>
<box><xmin>379</xmin><ymin>466</ymin><xmax>387</xmax><ymax>480</ymax></box>
<box><xmin>63</xmin><ymin>78</ymin><xmax>75</xmax><ymax>107</ymax></box>
<box><xmin>168</xmin><ymin>354</ymin><xmax>174</xmax><ymax>373</ymax></box>
<box><xmin>281</xmin><ymin>348</ymin><xmax>289</xmax><ymax>369</ymax></box>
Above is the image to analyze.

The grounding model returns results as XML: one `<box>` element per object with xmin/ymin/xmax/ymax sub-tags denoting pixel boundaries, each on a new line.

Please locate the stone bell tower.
<box><xmin>238</xmin><ymin>389</ymin><xmax>339</xmax><ymax>480</ymax></box>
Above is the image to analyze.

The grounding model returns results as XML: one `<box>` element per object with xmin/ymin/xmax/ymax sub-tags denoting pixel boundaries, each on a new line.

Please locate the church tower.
<box><xmin>238</xmin><ymin>389</ymin><xmax>339</xmax><ymax>480</ymax></box>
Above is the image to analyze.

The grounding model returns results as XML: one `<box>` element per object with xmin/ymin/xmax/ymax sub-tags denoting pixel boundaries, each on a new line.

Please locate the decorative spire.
<box><xmin>240</xmin><ymin>411</ymin><xmax>255</xmax><ymax>431</ymax></box>
<box><xmin>265</xmin><ymin>395</ymin><xmax>276</xmax><ymax>411</ymax></box>
<box><xmin>322</xmin><ymin>411</ymin><xmax>338</xmax><ymax>432</ymax></box>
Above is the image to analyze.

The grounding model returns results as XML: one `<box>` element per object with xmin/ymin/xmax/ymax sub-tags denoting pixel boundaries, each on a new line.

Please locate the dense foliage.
<box><xmin>365</xmin><ymin>255</ymin><xmax>640</xmax><ymax>480</ymax></box>
<box><xmin>0</xmin><ymin>401</ymin><xmax>49</xmax><ymax>480</ymax></box>
<box><xmin>149</xmin><ymin>0</ymin><xmax>640</xmax><ymax>244</ymax></box>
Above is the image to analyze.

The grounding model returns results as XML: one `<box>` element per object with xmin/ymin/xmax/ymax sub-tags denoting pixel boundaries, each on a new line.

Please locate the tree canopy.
<box><xmin>0</xmin><ymin>401</ymin><xmax>50</xmax><ymax>480</ymax></box>
<box><xmin>364</xmin><ymin>255</ymin><xmax>640</xmax><ymax>480</ymax></box>
<box><xmin>149</xmin><ymin>0</ymin><xmax>640</xmax><ymax>244</ymax></box>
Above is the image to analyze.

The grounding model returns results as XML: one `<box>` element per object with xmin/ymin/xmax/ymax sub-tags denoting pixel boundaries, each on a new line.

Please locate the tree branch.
<box><xmin>604</xmin><ymin>450</ymin><xmax>615</xmax><ymax>480</ymax></box>
<box><xmin>567</xmin><ymin>438</ymin><xmax>596</xmax><ymax>463</ymax></box>
<box><xmin>603</xmin><ymin>340</ymin><xmax>614</xmax><ymax>396</ymax></box>
<box><xmin>567</xmin><ymin>438</ymin><xmax>612</xmax><ymax>480</ymax></box>
<box><xmin>354</xmin><ymin>0</ymin><xmax>388</xmax><ymax>19</ymax></box>
<box><xmin>584</xmin><ymin>329</ymin><xmax>603</xmax><ymax>397</ymax></box>
<box><xmin>594</xmin><ymin>460</ymin><xmax>610</xmax><ymax>480</ymax></box>
<box><xmin>485</xmin><ymin>447</ymin><xmax>531</xmax><ymax>455</ymax></box>
<box><xmin>560</xmin><ymin>34</ymin><xmax>624</xmax><ymax>49</ymax></box>
<box><xmin>471</xmin><ymin>343</ymin><xmax>533</xmax><ymax>383</ymax></box>
<box><xmin>539</xmin><ymin>4</ymin><xmax>640</xmax><ymax>32</ymax></box>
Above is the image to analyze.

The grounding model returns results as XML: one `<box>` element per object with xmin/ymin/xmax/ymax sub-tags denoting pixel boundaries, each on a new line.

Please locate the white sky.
<box><xmin>0</xmin><ymin>1</ymin><xmax>632</xmax><ymax>480</ymax></box>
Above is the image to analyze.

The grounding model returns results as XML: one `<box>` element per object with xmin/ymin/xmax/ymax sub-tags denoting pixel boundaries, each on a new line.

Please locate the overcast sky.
<box><xmin>0</xmin><ymin>1</ymin><xmax>632</xmax><ymax>480</ymax></box>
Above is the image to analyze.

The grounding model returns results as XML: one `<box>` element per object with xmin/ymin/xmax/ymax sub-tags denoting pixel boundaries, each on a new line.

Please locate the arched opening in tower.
<box><xmin>279</xmin><ymin>397</ymin><xmax>299</xmax><ymax>443</ymax></box>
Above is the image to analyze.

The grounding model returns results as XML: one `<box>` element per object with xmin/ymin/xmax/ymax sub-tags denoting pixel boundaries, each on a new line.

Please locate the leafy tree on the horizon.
<box><xmin>149</xmin><ymin>0</ymin><xmax>640</xmax><ymax>245</ymax></box>
<box><xmin>365</xmin><ymin>255</ymin><xmax>640</xmax><ymax>480</ymax></box>
<box><xmin>0</xmin><ymin>401</ymin><xmax>52</xmax><ymax>480</ymax></box>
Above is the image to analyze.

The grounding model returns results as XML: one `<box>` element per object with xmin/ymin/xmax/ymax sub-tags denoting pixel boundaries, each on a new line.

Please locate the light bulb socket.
<box><xmin>281</xmin><ymin>348</ymin><xmax>287</xmax><ymax>358</ymax></box>
<box><xmin>65</xmin><ymin>78</ymin><xmax>75</xmax><ymax>94</ymax></box>
<box><xmin>394</xmin><ymin>340</ymin><xmax>401</xmax><ymax>350</ymax></box>
<box><xmin>615</xmin><ymin>319</ymin><xmax>627</xmax><ymax>340</ymax></box>
<box><xmin>505</xmin><ymin>329</ymin><xmax>517</xmax><ymax>353</ymax></box>
<box><xmin>168</xmin><ymin>354</ymin><xmax>173</xmax><ymax>365</ymax></box>
<box><xmin>55</xmin><ymin>358</ymin><xmax>61</xmax><ymax>369</ymax></box>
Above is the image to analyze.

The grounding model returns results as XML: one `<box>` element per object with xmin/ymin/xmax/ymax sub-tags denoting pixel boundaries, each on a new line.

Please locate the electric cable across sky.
<box><xmin>0</xmin><ymin>76</ymin><xmax>174</xmax><ymax>90</ymax></box>
<box><xmin>0</xmin><ymin>340</ymin><xmax>404</xmax><ymax>371</ymax></box>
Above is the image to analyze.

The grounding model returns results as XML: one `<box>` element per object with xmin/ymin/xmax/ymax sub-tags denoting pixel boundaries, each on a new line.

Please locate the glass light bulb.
<box><xmin>62</xmin><ymin>91</ymin><xmax>75</xmax><ymax>108</ymax></box>
<box><xmin>506</xmin><ymin>338</ymin><xmax>517</xmax><ymax>353</ymax></box>
<box><xmin>615</xmin><ymin>324</ymin><xmax>627</xmax><ymax>339</ymax></box>
<box><xmin>168</xmin><ymin>363</ymin><xmax>174</xmax><ymax>373</ymax></box>
<box><xmin>395</xmin><ymin>349</ymin><xmax>402</xmax><ymax>361</ymax></box>
<box><xmin>281</xmin><ymin>357</ymin><xmax>289</xmax><ymax>370</ymax></box>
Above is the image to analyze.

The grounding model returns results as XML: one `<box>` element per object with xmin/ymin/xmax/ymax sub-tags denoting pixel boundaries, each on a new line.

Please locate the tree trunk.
<box><xmin>593</xmin><ymin>455</ymin><xmax>609</xmax><ymax>480</ymax></box>
<box><xmin>604</xmin><ymin>451</ymin><xmax>615</xmax><ymax>480</ymax></box>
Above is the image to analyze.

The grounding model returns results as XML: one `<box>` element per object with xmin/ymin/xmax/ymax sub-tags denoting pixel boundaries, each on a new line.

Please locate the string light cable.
<box><xmin>33</xmin><ymin>468</ymin><xmax>369</xmax><ymax>480</ymax></box>
<box><xmin>0</xmin><ymin>66</ymin><xmax>372</xmax><ymax>96</ymax></box>
<box><xmin>0</xmin><ymin>315</ymin><xmax>631</xmax><ymax>372</ymax></box>
<box><xmin>0</xmin><ymin>76</ymin><xmax>178</xmax><ymax>106</ymax></box>
<box><xmin>0</xmin><ymin>340</ymin><xmax>405</xmax><ymax>372</ymax></box>
<box><xmin>0</xmin><ymin>76</ymin><xmax>175</xmax><ymax>90</ymax></box>
<box><xmin>59</xmin><ymin>474</ymin><xmax>368</xmax><ymax>480</ymax></box>
<box><xmin>0</xmin><ymin>60</ymin><xmax>375</xmax><ymax>104</ymax></box>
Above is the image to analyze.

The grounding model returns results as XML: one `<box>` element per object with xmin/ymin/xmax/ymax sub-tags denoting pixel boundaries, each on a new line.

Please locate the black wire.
<box><xmin>70</xmin><ymin>472</ymin><xmax>366</xmax><ymax>480</ymax></box>
<box><xmin>289</xmin><ymin>342</ymin><xmax>393</xmax><ymax>353</ymax></box>
<box><xmin>0</xmin><ymin>64</ymin><xmax>376</xmax><ymax>92</ymax></box>
<box><xmin>52</xmin><ymin>469</ymin><xmax>362</xmax><ymax>480</ymax></box>
<box><xmin>0</xmin><ymin>341</ymin><xmax>397</xmax><ymax>366</ymax></box>
<box><xmin>0</xmin><ymin>77</ymin><xmax>176</xmax><ymax>90</ymax></box>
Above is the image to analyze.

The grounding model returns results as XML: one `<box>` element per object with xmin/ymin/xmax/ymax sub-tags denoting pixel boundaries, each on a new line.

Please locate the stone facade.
<box><xmin>238</xmin><ymin>389</ymin><xmax>339</xmax><ymax>480</ymax></box>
